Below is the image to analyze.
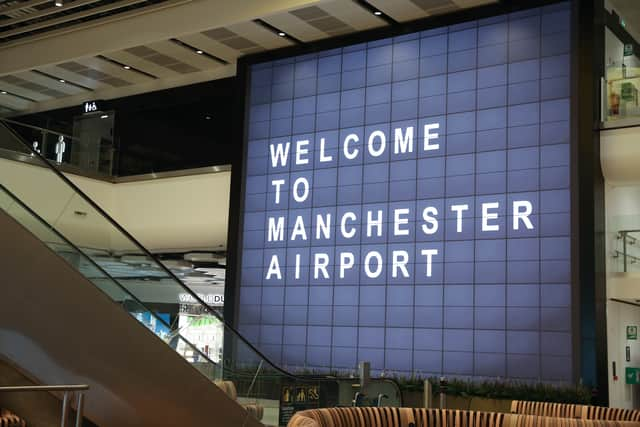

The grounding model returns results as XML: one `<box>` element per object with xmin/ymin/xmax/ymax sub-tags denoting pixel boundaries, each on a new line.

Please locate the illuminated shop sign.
<box><xmin>178</xmin><ymin>293</ymin><xmax>224</xmax><ymax>306</ymax></box>
<box><xmin>238</xmin><ymin>2</ymin><xmax>572</xmax><ymax>382</ymax></box>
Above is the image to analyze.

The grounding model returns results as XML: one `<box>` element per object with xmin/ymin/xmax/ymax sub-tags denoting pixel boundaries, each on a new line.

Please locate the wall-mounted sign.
<box><xmin>82</xmin><ymin>100</ymin><xmax>103</xmax><ymax>114</ymax></box>
<box><xmin>279</xmin><ymin>382</ymin><xmax>337</xmax><ymax>426</ymax></box>
<box><xmin>626</xmin><ymin>367</ymin><xmax>640</xmax><ymax>384</ymax></box>
<box><xmin>178</xmin><ymin>292</ymin><xmax>224</xmax><ymax>306</ymax></box>
<box><xmin>624</xmin><ymin>43</ymin><xmax>634</xmax><ymax>57</ymax></box>
<box><xmin>238</xmin><ymin>2</ymin><xmax>573</xmax><ymax>382</ymax></box>
<box><xmin>627</xmin><ymin>325</ymin><xmax>637</xmax><ymax>340</ymax></box>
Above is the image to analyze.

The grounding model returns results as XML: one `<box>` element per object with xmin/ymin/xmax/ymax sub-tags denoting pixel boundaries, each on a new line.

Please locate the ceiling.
<box><xmin>0</xmin><ymin>0</ymin><xmax>497</xmax><ymax>116</ymax></box>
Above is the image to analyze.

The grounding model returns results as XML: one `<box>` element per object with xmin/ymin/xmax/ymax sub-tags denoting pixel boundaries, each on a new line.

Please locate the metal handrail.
<box><xmin>0</xmin><ymin>384</ymin><xmax>88</xmax><ymax>427</ymax></box>
<box><xmin>616</xmin><ymin>230</ymin><xmax>640</xmax><ymax>272</ymax></box>
<box><xmin>0</xmin><ymin>385</ymin><xmax>88</xmax><ymax>392</ymax></box>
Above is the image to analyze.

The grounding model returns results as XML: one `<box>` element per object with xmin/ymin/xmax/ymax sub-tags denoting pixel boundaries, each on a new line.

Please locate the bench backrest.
<box><xmin>288</xmin><ymin>408</ymin><xmax>640</xmax><ymax>427</ymax></box>
<box><xmin>510</xmin><ymin>401</ymin><xmax>583</xmax><ymax>419</ymax></box>
<box><xmin>0</xmin><ymin>409</ymin><xmax>26</xmax><ymax>427</ymax></box>
<box><xmin>511</xmin><ymin>400</ymin><xmax>640</xmax><ymax>422</ymax></box>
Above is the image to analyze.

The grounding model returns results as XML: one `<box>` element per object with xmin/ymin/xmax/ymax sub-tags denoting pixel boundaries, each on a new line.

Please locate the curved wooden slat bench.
<box><xmin>510</xmin><ymin>401</ymin><xmax>583</xmax><ymax>419</ymax></box>
<box><xmin>288</xmin><ymin>408</ymin><xmax>505</xmax><ymax>427</ymax></box>
<box><xmin>287</xmin><ymin>408</ymin><xmax>640</xmax><ymax>427</ymax></box>
<box><xmin>0</xmin><ymin>409</ymin><xmax>26</xmax><ymax>427</ymax></box>
<box><xmin>214</xmin><ymin>380</ymin><xmax>238</xmax><ymax>401</ymax></box>
<box><xmin>581</xmin><ymin>406</ymin><xmax>640</xmax><ymax>422</ymax></box>
<box><xmin>213</xmin><ymin>380</ymin><xmax>265</xmax><ymax>422</ymax></box>
<box><xmin>511</xmin><ymin>401</ymin><xmax>640</xmax><ymax>422</ymax></box>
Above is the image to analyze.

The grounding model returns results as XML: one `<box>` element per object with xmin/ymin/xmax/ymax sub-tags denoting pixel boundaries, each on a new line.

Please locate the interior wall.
<box><xmin>0</xmin><ymin>157</ymin><xmax>230</xmax><ymax>252</ymax></box>
<box><xmin>604</xmin><ymin>143</ymin><xmax>640</xmax><ymax>407</ymax></box>
<box><xmin>605</xmin><ymin>27</ymin><xmax>640</xmax><ymax>76</ymax></box>
<box><xmin>111</xmin><ymin>172</ymin><xmax>231</xmax><ymax>252</ymax></box>
<box><xmin>607</xmin><ymin>300</ymin><xmax>640</xmax><ymax>409</ymax></box>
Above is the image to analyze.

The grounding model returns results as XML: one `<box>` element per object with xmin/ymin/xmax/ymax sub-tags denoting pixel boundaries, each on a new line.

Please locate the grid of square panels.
<box><xmin>239</xmin><ymin>2</ymin><xmax>572</xmax><ymax>382</ymax></box>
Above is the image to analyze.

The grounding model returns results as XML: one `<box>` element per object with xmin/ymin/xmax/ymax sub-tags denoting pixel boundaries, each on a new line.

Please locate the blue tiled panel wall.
<box><xmin>239</xmin><ymin>2</ymin><xmax>572</xmax><ymax>382</ymax></box>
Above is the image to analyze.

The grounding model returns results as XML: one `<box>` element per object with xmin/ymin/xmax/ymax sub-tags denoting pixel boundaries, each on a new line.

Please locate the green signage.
<box><xmin>626</xmin><ymin>367</ymin><xmax>640</xmax><ymax>384</ymax></box>
<box><xmin>621</xmin><ymin>82</ymin><xmax>637</xmax><ymax>102</ymax></box>
<box><xmin>627</xmin><ymin>325</ymin><xmax>637</xmax><ymax>340</ymax></box>
<box><xmin>624</xmin><ymin>43</ymin><xmax>634</xmax><ymax>57</ymax></box>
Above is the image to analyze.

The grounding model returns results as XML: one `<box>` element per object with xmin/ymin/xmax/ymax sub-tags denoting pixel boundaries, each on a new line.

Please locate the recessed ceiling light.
<box><xmin>374</xmin><ymin>11</ymin><xmax>382</xmax><ymax>16</ymax></box>
<box><xmin>100</xmin><ymin>114</ymin><xmax>109</xmax><ymax>119</ymax></box>
<box><xmin>54</xmin><ymin>0</ymin><xmax>63</xmax><ymax>6</ymax></box>
<box><xmin>123</xmin><ymin>65</ymin><xmax>131</xmax><ymax>70</ymax></box>
<box><xmin>278</xmin><ymin>32</ymin><xmax>286</xmax><ymax>37</ymax></box>
<box><xmin>1</xmin><ymin>91</ymin><xmax>6</xmax><ymax>95</ymax></box>
<box><xmin>196</xmin><ymin>50</ymin><xmax>204</xmax><ymax>54</ymax></box>
<box><xmin>59</xmin><ymin>79</ymin><xmax>66</xmax><ymax>83</ymax></box>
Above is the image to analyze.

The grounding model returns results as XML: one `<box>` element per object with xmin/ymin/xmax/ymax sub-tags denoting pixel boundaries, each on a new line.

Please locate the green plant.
<box><xmin>393</xmin><ymin>375</ymin><xmax>592</xmax><ymax>404</ymax></box>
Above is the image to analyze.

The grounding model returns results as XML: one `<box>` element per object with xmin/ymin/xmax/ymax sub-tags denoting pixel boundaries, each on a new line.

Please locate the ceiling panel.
<box><xmin>227</xmin><ymin>21</ymin><xmax>295</xmax><ymax>50</ymax></box>
<box><xmin>146</xmin><ymin>40</ymin><xmax>224</xmax><ymax>70</ymax></box>
<box><xmin>453</xmin><ymin>0</ymin><xmax>497</xmax><ymax>7</ymax></box>
<box><xmin>177</xmin><ymin>33</ymin><xmax>244</xmax><ymax>63</ymax></box>
<box><xmin>0</xmin><ymin>92</ymin><xmax>34</xmax><ymax>111</ymax></box>
<box><xmin>37</xmin><ymin>65</ymin><xmax>105</xmax><ymax>90</ymax></box>
<box><xmin>367</xmin><ymin>0</ymin><xmax>429</xmax><ymax>22</ymax></box>
<box><xmin>106</xmin><ymin>50</ymin><xmax>180</xmax><ymax>79</ymax></box>
<box><xmin>79</xmin><ymin>56</ymin><xmax>152</xmax><ymax>84</ymax></box>
<box><xmin>17</xmin><ymin>70</ymin><xmax>88</xmax><ymax>95</ymax></box>
<box><xmin>263</xmin><ymin>11</ymin><xmax>329</xmax><ymax>42</ymax></box>
<box><xmin>320</xmin><ymin>1</ymin><xmax>388</xmax><ymax>31</ymax></box>
<box><xmin>0</xmin><ymin>76</ymin><xmax>53</xmax><ymax>101</ymax></box>
<box><xmin>369</xmin><ymin>0</ymin><xmax>496</xmax><ymax>22</ymax></box>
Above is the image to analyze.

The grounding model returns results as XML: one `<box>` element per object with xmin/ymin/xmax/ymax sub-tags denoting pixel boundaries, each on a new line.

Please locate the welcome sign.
<box><xmin>262</xmin><ymin>125</ymin><xmax>536</xmax><ymax>282</ymax></box>
<box><xmin>239</xmin><ymin>2</ymin><xmax>572</xmax><ymax>381</ymax></box>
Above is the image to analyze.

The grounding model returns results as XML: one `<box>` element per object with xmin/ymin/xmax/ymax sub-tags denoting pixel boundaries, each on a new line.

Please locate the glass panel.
<box><xmin>0</xmin><ymin>118</ymin><xmax>115</xmax><ymax>176</ymax></box>
<box><xmin>0</xmin><ymin>184</ymin><xmax>224</xmax><ymax>388</ymax></box>
<box><xmin>605</xmin><ymin>74</ymin><xmax>640</xmax><ymax>122</ymax></box>
<box><xmin>603</xmin><ymin>6</ymin><xmax>640</xmax><ymax>126</ymax></box>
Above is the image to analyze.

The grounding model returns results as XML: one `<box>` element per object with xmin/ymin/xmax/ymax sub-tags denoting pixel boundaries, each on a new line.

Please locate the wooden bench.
<box><xmin>511</xmin><ymin>400</ymin><xmax>640</xmax><ymax>422</ymax></box>
<box><xmin>214</xmin><ymin>380</ymin><xmax>264</xmax><ymax>421</ymax></box>
<box><xmin>0</xmin><ymin>409</ymin><xmax>26</xmax><ymax>427</ymax></box>
<box><xmin>510</xmin><ymin>401</ymin><xmax>583</xmax><ymax>419</ymax></box>
<box><xmin>287</xmin><ymin>408</ymin><xmax>640</xmax><ymax>427</ymax></box>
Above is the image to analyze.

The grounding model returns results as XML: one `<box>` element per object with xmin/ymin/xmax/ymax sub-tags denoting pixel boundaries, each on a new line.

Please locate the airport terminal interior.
<box><xmin>2</xmin><ymin>0</ymin><xmax>640</xmax><ymax>426</ymax></box>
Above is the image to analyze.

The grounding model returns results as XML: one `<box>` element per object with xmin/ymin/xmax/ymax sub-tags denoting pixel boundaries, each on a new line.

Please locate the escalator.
<box><xmin>0</xmin><ymin>120</ymin><xmax>402</xmax><ymax>426</ymax></box>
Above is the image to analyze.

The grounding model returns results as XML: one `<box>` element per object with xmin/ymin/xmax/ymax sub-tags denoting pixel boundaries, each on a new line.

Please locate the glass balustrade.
<box><xmin>603</xmin><ymin>67</ymin><xmax>640</xmax><ymax>125</ymax></box>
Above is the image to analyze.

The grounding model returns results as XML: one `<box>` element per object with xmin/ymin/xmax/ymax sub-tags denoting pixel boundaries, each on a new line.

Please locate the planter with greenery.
<box><xmin>394</xmin><ymin>376</ymin><xmax>593</xmax><ymax>411</ymax></box>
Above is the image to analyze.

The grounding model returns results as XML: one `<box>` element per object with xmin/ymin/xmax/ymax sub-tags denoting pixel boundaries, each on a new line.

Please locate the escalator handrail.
<box><xmin>0</xmin><ymin>182</ymin><xmax>221</xmax><ymax>371</ymax></box>
<box><xmin>0</xmin><ymin>120</ymin><xmax>300</xmax><ymax>380</ymax></box>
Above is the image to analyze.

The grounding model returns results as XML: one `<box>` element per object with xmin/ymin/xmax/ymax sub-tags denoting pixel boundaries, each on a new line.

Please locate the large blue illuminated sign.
<box><xmin>239</xmin><ymin>2</ymin><xmax>572</xmax><ymax>381</ymax></box>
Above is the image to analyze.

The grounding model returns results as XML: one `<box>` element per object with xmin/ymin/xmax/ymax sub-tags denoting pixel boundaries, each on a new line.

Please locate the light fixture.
<box><xmin>1</xmin><ymin>91</ymin><xmax>6</xmax><ymax>95</ymax></box>
<box><xmin>278</xmin><ymin>32</ymin><xmax>286</xmax><ymax>37</ymax></box>
<box><xmin>205</xmin><ymin>115</ymin><xmax>212</xmax><ymax>120</ymax></box>
<box><xmin>373</xmin><ymin>10</ymin><xmax>382</xmax><ymax>16</ymax></box>
<box><xmin>54</xmin><ymin>0</ymin><xmax>63</xmax><ymax>6</ymax></box>
<box><xmin>123</xmin><ymin>65</ymin><xmax>131</xmax><ymax>70</ymax></box>
<box><xmin>196</xmin><ymin>50</ymin><xmax>204</xmax><ymax>55</ymax></box>
<box><xmin>100</xmin><ymin>114</ymin><xmax>109</xmax><ymax>119</ymax></box>
<box><xmin>59</xmin><ymin>79</ymin><xmax>65</xmax><ymax>83</ymax></box>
